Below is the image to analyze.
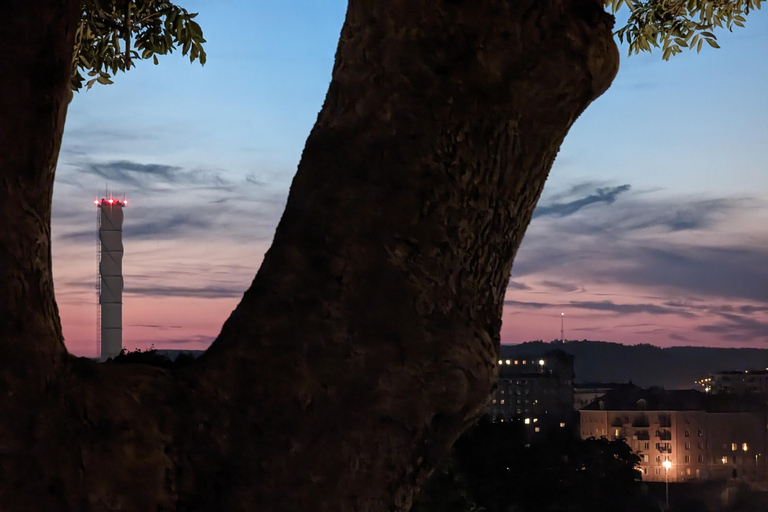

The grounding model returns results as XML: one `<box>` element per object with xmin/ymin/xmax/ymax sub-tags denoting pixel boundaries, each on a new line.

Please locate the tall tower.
<box><xmin>96</xmin><ymin>196</ymin><xmax>126</xmax><ymax>360</ymax></box>
<box><xmin>560</xmin><ymin>312</ymin><xmax>565</xmax><ymax>342</ymax></box>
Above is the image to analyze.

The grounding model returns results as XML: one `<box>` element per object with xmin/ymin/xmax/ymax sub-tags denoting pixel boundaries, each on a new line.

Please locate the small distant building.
<box><xmin>579</xmin><ymin>388</ymin><xmax>767</xmax><ymax>483</ymax></box>
<box><xmin>574</xmin><ymin>382</ymin><xmax>638</xmax><ymax>410</ymax></box>
<box><xmin>696</xmin><ymin>370</ymin><xmax>768</xmax><ymax>395</ymax></box>
<box><xmin>488</xmin><ymin>349</ymin><xmax>575</xmax><ymax>437</ymax></box>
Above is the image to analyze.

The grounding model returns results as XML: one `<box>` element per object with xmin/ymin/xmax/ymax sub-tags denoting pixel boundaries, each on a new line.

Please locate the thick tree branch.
<box><xmin>0</xmin><ymin>0</ymin><xmax>79</xmax><ymax>358</ymax></box>
<box><xmin>0</xmin><ymin>1</ymin><xmax>618</xmax><ymax>511</ymax></box>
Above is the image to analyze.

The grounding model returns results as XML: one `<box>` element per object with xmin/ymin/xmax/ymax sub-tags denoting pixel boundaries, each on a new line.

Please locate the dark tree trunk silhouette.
<box><xmin>0</xmin><ymin>0</ymin><xmax>618</xmax><ymax>511</ymax></box>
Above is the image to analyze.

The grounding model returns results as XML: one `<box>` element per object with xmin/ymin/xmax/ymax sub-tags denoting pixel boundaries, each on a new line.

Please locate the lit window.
<box><xmin>533</xmin><ymin>418</ymin><xmax>538</xmax><ymax>423</ymax></box>
<box><xmin>514</xmin><ymin>360</ymin><xmax>518</xmax><ymax>365</ymax></box>
<box><xmin>523</xmin><ymin>360</ymin><xmax>527</xmax><ymax>364</ymax></box>
<box><xmin>722</xmin><ymin>456</ymin><xmax>728</xmax><ymax>464</ymax></box>
<box><xmin>539</xmin><ymin>359</ymin><xmax>545</xmax><ymax>365</ymax></box>
<box><xmin>492</xmin><ymin>399</ymin><xmax>497</xmax><ymax>404</ymax></box>
<box><xmin>535</xmin><ymin>427</ymin><xmax>540</xmax><ymax>433</ymax></box>
<box><xmin>559</xmin><ymin>422</ymin><xmax>566</xmax><ymax>428</ymax></box>
<box><xmin>743</xmin><ymin>443</ymin><xmax>749</xmax><ymax>451</ymax></box>
<box><xmin>500</xmin><ymin>419</ymin><xmax>504</xmax><ymax>423</ymax></box>
<box><xmin>498</xmin><ymin>360</ymin><xmax>503</xmax><ymax>365</ymax></box>
<box><xmin>732</xmin><ymin>443</ymin><xmax>738</xmax><ymax>451</ymax></box>
<box><xmin>505</xmin><ymin>360</ymin><xmax>511</xmax><ymax>365</ymax></box>
<box><xmin>500</xmin><ymin>400</ymin><xmax>505</xmax><ymax>404</ymax></box>
<box><xmin>525</xmin><ymin>418</ymin><xmax>530</xmax><ymax>424</ymax></box>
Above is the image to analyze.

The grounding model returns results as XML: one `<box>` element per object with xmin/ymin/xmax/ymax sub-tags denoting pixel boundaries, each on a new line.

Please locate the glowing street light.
<box><xmin>662</xmin><ymin>460</ymin><xmax>672</xmax><ymax>510</ymax></box>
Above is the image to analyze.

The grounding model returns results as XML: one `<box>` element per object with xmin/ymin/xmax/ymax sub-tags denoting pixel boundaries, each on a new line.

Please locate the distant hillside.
<box><xmin>500</xmin><ymin>341</ymin><xmax>768</xmax><ymax>389</ymax></box>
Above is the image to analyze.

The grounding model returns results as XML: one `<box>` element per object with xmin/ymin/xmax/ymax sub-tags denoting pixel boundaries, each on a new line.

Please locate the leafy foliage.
<box><xmin>73</xmin><ymin>0</ymin><xmax>206</xmax><ymax>91</ymax></box>
<box><xmin>605</xmin><ymin>0</ymin><xmax>763</xmax><ymax>60</ymax></box>
<box><xmin>412</xmin><ymin>417</ymin><xmax>656</xmax><ymax>512</ymax></box>
<box><xmin>71</xmin><ymin>0</ymin><xmax>763</xmax><ymax>93</ymax></box>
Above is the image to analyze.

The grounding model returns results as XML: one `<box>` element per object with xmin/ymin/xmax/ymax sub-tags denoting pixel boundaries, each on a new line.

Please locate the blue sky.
<box><xmin>53</xmin><ymin>2</ymin><xmax>768</xmax><ymax>356</ymax></box>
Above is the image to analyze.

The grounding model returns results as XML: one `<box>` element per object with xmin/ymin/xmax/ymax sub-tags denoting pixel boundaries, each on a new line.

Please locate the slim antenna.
<box><xmin>560</xmin><ymin>312</ymin><xmax>565</xmax><ymax>342</ymax></box>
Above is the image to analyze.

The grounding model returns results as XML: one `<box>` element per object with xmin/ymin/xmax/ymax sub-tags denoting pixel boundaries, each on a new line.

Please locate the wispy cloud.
<box><xmin>125</xmin><ymin>284</ymin><xmax>245</xmax><ymax>299</ymax></box>
<box><xmin>540</xmin><ymin>280</ymin><xmax>583</xmax><ymax>293</ymax></box>
<box><xmin>82</xmin><ymin>161</ymin><xmax>233</xmax><ymax>189</ymax></box>
<box><xmin>507</xmin><ymin>280</ymin><xmax>531</xmax><ymax>291</ymax></box>
<box><xmin>532</xmin><ymin>184</ymin><xmax>631</xmax><ymax>219</ymax></box>
<box><xmin>504</xmin><ymin>180</ymin><xmax>768</xmax><ymax>346</ymax></box>
<box><xmin>568</xmin><ymin>300</ymin><xmax>698</xmax><ymax>319</ymax></box>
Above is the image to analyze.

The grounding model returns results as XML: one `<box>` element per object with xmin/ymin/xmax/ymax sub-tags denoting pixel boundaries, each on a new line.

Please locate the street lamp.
<box><xmin>663</xmin><ymin>460</ymin><xmax>672</xmax><ymax>510</ymax></box>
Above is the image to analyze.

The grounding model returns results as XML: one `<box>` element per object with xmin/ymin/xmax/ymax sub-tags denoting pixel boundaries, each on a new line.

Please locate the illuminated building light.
<box><xmin>505</xmin><ymin>359</ymin><xmax>511</xmax><ymax>365</ymax></box>
<box><xmin>560</xmin><ymin>423</ymin><xmax>566</xmax><ymax>428</ymax></box>
<box><xmin>498</xmin><ymin>360</ymin><xmax>503</xmax><ymax>365</ymax></box>
<box><xmin>539</xmin><ymin>359</ymin><xmax>545</xmax><ymax>365</ymax></box>
<box><xmin>743</xmin><ymin>443</ymin><xmax>749</xmax><ymax>451</ymax></box>
<box><xmin>524</xmin><ymin>418</ymin><xmax>530</xmax><ymax>424</ymax></box>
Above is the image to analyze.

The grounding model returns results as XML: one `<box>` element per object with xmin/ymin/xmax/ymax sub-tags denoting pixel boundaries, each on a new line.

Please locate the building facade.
<box><xmin>488</xmin><ymin>349</ymin><xmax>575</xmax><ymax>436</ymax></box>
<box><xmin>697</xmin><ymin>370</ymin><xmax>768</xmax><ymax>395</ymax></box>
<box><xmin>579</xmin><ymin>389</ymin><xmax>767</xmax><ymax>483</ymax></box>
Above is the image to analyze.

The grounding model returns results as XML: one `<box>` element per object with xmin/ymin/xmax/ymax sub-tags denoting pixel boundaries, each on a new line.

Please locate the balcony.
<box><xmin>632</xmin><ymin>415</ymin><xmax>650</xmax><ymax>427</ymax></box>
<box><xmin>635</xmin><ymin>430</ymin><xmax>650</xmax><ymax>440</ymax></box>
<box><xmin>656</xmin><ymin>429</ymin><xmax>672</xmax><ymax>441</ymax></box>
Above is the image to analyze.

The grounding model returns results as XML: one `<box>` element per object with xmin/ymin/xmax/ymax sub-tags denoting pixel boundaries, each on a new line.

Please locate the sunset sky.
<box><xmin>53</xmin><ymin>1</ymin><xmax>768</xmax><ymax>357</ymax></box>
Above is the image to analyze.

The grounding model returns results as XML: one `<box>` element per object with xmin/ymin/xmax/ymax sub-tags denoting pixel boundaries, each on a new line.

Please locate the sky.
<box><xmin>53</xmin><ymin>1</ymin><xmax>768</xmax><ymax>357</ymax></box>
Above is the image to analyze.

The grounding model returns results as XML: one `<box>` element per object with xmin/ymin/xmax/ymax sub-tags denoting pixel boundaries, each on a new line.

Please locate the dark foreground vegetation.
<box><xmin>412</xmin><ymin>417</ymin><xmax>655</xmax><ymax>512</ymax></box>
<box><xmin>413</xmin><ymin>418</ymin><xmax>768</xmax><ymax>512</ymax></box>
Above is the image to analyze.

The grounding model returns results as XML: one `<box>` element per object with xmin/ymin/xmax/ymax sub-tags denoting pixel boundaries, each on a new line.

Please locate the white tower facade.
<box><xmin>97</xmin><ymin>197</ymin><xmax>125</xmax><ymax>360</ymax></box>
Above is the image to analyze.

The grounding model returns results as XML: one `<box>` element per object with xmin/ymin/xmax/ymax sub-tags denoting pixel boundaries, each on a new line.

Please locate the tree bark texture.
<box><xmin>0</xmin><ymin>1</ymin><xmax>618</xmax><ymax>511</ymax></box>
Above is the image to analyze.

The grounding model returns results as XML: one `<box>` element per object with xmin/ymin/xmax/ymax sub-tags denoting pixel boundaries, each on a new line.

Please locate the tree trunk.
<box><xmin>0</xmin><ymin>1</ymin><xmax>618</xmax><ymax>511</ymax></box>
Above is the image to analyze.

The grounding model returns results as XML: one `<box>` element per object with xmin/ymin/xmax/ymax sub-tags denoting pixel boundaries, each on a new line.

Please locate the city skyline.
<box><xmin>52</xmin><ymin>1</ymin><xmax>768</xmax><ymax>356</ymax></box>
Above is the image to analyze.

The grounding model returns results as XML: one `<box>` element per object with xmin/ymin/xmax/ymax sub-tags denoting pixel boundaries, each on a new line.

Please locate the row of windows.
<box><xmin>640</xmin><ymin>467</ymin><xmax>701</xmax><ymax>477</ymax></box>
<box><xmin>497</xmin><ymin>389</ymin><xmax>532</xmax><ymax>395</ymax></box>
<box><xmin>498</xmin><ymin>359</ymin><xmax>545</xmax><ymax>366</ymax></box>
<box><xmin>492</xmin><ymin>399</ymin><xmax>532</xmax><ymax>405</ymax></box>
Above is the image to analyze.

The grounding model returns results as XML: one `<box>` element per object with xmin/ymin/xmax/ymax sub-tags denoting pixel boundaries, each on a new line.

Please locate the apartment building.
<box><xmin>697</xmin><ymin>370</ymin><xmax>768</xmax><ymax>395</ymax></box>
<box><xmin>580</xmin><ymin>388</ymin><xmax>766</xmax><ymax>483</ymax></box>
<box><xmin>488</xmin><ymin>349</ymin><xmax>575</xmax><ymax>436</ymax></box>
